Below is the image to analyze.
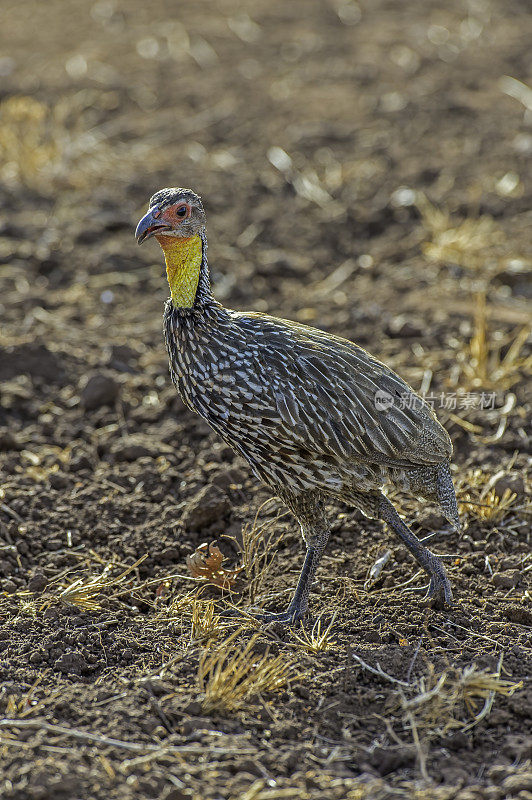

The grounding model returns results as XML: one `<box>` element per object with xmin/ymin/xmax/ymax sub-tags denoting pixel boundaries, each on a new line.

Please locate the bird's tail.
<box><xmin>436</xmin><ymin>463</ymin><xmax>461</xmax><ymax>532</ymax></box>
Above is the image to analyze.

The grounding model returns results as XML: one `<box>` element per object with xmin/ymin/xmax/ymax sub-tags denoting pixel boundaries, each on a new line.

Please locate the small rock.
<box><xmin>68</xmin><ymin>453</ymin><xmax>92</xmax><ymax>472</ymax></box>
<box><xmin>28</xmin><ymin>573</ymin><xmax>47</xmax><ymax>593</ymax></box>
<box><xmin>80</xmin><ymin>373</ymin><xmax>119</xmax><ymax>410</ymax></box>
<box><xmin>181</xmin><ymin>484</ymin><xmax>231</xmax><ymax>531</ymax></box>
<box><xmin>1</xmin><ymin>579</ymin><xmax>17</xmax><ymax>593</ymax></box>
<box><xmin>369</xmin><ymin>745</ymin><xmax>416</xmax><ymax>775</ymax></box>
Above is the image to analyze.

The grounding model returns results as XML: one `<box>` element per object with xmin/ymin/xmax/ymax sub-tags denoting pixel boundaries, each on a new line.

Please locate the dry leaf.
<box><xmin>186</xmin><ymin>542</ymin><xmax>242</xmax><ymax>590</ymax></box>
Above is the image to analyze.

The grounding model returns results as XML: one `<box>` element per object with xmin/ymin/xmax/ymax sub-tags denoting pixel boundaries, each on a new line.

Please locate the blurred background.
<box><xmin>1</xmin><ymin>0</ymin><xmax>531</xmax><ymax>337</ymax></box>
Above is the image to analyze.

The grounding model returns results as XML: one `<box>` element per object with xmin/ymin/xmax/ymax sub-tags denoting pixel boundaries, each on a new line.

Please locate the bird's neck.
<box><xmin>156</xmin><ymin>231</ymin><xmax>212</xmax><ymax>309</ymax></box>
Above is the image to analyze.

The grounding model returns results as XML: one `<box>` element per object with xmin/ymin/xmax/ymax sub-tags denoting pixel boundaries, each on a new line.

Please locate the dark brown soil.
<box><xmin>0</xmin><ymin>1</ymin><xmax>531</xmax><ymax>799</ymax></box>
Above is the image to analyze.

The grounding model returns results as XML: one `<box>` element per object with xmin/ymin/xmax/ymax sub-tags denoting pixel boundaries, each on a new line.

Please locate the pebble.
<box><xmin>80</xmin><ymin>373</ymin><xmax>119</xmax><ymax>410</ymax></box>
<box><xmin>385</xmin><ymin>315</ymin><xmax>423</xmax><ymax>338</ymax></box>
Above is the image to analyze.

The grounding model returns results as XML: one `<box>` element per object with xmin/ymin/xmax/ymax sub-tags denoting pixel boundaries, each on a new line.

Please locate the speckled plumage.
<box><xmin>138</xmin><ymin>188</ymin><xmax>459</xmax><ymax>623</ymax></box>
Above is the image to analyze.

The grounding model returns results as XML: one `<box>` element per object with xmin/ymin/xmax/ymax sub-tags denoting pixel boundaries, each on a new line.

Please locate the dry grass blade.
<box><xmin>56</xmin><ymin>555</ymin><xmax>148</xmax><ymax>610</ymax></box>
<box><xmin>292</xmin><ymin>610</ymin><xmax>338</xmax><ymax>653</ymax></box>
<box><xmin>190</xmin><ymin>598</ymin><xmax>223</xmax><ymax>642</ymax></box>
<box><xmin>198</xmin><ymin>628</ymin><xmax>299</xmax><ymax>713</ymax></box>
<box><xmin>395</xmin><ymin>656</ymin><xmax>522</xmax><ymax>738</ymax></box>
<box><xmin>416</xmin><ymin>194</ymin><xmax>505</xmax><ymax>275</ymax></box>
<box><xmin>172</xmin><ymin>592</ymin><xmax>232</xmax><ymax>642</ymax></box>
<box><xmin>459</xmin><ymin>487</ymin><xmax>517</xmax><ymax>523</ymax></box>
<box><xmin>458</xmin><ymin>292</ymin><xmax>532</xmax><ymax>390</ymax></box>
<box><xmin>241</xmin><ymin>500</ymin><xmax>288</xmax><ymax>606</ymax></box>
<box><xmin>457</xmin><ymin>468</ymin><xmax>519</xmax><ymax>523</ymax></box>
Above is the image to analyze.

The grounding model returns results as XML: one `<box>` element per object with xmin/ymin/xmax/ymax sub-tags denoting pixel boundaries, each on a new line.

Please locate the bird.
<box><xmin>136</xmin><ymin>187</ymin><xmax>460</xmax><ymax>625</ymax></box>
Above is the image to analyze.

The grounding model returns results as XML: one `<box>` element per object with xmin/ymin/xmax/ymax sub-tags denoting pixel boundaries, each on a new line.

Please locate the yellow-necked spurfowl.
<box><xmin>136</xmin><ymin>187</ymin><xmax>459</xmax><ymax>624</ymax></box>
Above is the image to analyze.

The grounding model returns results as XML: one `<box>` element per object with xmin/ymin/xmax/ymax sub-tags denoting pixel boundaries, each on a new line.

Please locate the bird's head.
<box><xmin>135</xmin><ymin>187</ymin><xmax>206</xmax><ymax>245</ymax></box>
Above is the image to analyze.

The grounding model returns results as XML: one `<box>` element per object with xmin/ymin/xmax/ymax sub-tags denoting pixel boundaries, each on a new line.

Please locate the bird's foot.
<box><xmin>425</xmin><ymin>569</ymin><xmax>453</xmax><ymax>610</ymax></box>
<box><xmin>255</xmin><ymin>606</ymin><xmax>306</xmax><ymax>626</ymax></box>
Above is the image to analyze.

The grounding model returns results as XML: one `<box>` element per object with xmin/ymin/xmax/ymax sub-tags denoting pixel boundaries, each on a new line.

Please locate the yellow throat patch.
<box><xmin>156</xmin><ymin>233</ymin><xmax>203</xmax><ymax>308</ymax></box>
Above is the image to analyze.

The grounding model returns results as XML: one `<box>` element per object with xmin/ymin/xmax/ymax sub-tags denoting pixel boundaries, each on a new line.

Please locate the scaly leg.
<box><xmin>378</xmin><ymin>494</ymin><xmax>453</xmax><ymax>608</ymax></box>
<box><xmin>257</xmin><ymin>542</ymin><xmax>328</xmax><ymax>625</ymax></box>
<box><xmin>225</xmin><ymin>492</ymin><xmax>330</xmax><ymax>626</ymax></box>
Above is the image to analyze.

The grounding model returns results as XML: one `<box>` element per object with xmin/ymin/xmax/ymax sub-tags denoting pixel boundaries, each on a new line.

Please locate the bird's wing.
<box><xmin>234</xmin><ymin>312</ymin><xmax>452</xmax><ymax>467</ymax></box>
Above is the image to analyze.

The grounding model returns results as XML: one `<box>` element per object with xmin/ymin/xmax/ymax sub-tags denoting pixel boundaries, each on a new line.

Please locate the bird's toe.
<box><xmin>426</xmin><ymin>573</ymin><xmax>453</xmax><ymax>609</ymax></box>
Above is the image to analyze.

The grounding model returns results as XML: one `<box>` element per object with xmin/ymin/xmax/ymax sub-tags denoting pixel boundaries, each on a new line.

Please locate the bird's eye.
<box><xmin>175</xmin><ymin>205</ymin><xmax>188</xmax><ymax>218</ymax></box>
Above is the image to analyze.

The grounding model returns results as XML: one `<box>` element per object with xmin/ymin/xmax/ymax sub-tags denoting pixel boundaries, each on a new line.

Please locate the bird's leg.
<box><xmin>257</xmin><ymin>541</ymin><xmax>328</xmax><ymax>625</ymax></box>
<box><xmin>378</xmin><ymin>495</ymin><xmax>453</xmax><ymax>608</ymax></box>
<box><xmin>252</xmin><ymin>492</ymin><xmax>330</xmax><ymax>625</ymax></box>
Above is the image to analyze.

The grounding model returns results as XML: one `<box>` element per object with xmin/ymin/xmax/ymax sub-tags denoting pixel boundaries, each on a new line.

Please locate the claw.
<box><xmin>256</xmin><ymin>607</ymin><xmax>306</xmax><ymax>626</ymax></box>
<box><xmin>426</xmin><ymin>573</ymin><xmax>453</xmax><ymax>609</ymax></box>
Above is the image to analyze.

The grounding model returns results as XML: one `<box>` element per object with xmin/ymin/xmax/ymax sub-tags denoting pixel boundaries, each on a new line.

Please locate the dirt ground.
<box><xmin>0</xmin><ymin>1</ymin><xmax>531</xmax><ymax>798</ymax></box>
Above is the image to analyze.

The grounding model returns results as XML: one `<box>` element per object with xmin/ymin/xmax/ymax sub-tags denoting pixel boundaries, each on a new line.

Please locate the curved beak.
<box><xmin>135</xmin><ymin>208</ymin><xmax>171</xmax><ymax>244</ymax></box>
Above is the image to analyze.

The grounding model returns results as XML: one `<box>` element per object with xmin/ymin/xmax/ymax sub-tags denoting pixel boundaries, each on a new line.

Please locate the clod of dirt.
<box><xmin>79</xmin><ymin>373</ymin><xmax>119</xmax><ymax>410</ymax></box>
<box><xmin>27</xmin><ymin>573</ymin><xmax>47</xmax><ymax>592</ymax></box>
<box><xmin>54</xmin><ymin>650</ymin><xmax>89</xmax><ymax>675</ymax></box>
<box><xmin>0</xmin><ymin>343</ymin><xmax>65</xmax><ymax>383</ymax></box>
<box><xmin>181</xmin><ymin>484</ymin><xmax>231</xmax><ymax>531</ymax></box>
<box><xmin>0</xmin><ymin>430</ymin><xmax>22</xmax><ymax>451</ymax></box>
<box><xmin>211</xmin><ymin>467</ymin><xmax>246</xmax><ymax>490</ymax></box>
<box><xmin>49</xmin><ymin>471</ymin><xmax>71</xmax><ymax>489</ymax></box>
<box><xmin>369</xmin><ymin>745</ymin><xmax>417</xmax><ymax>775</ymax></box>
<box><xmin>105</xmin><ymin>343</ymin><xmax>140</xmax><ymax>373</ymax></box>
<box><xmin>110</xmin><ymin>435</ymin><xmax>160</xmax><ymax>462</ymax></box>
<box><xmin>493</xmin><ymin>473</ymin><xmax>525</xmax><ymax>497</ymax></box>
<box><xmin>504</xmin><ymin>605</ymin><xmax>532</xmax><ymax>626</ymax></box>
<box><xmin>492</xmin><ymin>572</ymin><xmax>519</xmax><ymax>590</ymax></box>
